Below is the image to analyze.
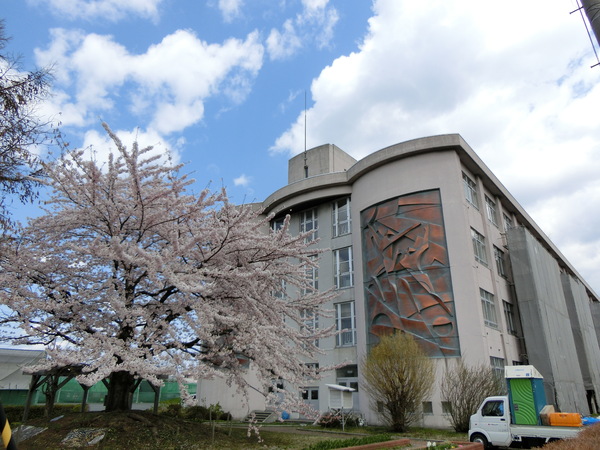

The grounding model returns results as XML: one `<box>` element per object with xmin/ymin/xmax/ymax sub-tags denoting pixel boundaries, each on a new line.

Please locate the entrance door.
<box><xmin>302</xmin><ymin>387</ymin><xmax>320</xmax><ymax>416</ymax></box>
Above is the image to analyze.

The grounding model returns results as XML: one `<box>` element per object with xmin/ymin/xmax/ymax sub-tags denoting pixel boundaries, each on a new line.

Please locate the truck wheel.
<box><xmin>470</xmin><ymin>433</ymin><xmax>489</xmax><ymax>448</ymax></box>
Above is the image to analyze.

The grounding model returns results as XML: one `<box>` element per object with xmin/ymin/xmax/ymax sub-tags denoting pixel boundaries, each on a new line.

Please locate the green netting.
<box><xmin>0</xmin><ymin>378</ymin><xmax>196</xmax><ymax>406</ymax></box>
<box><xmin>0</xmin><ymin>390</ymin><xmax>40</xmax><ymax>406</ymax></box>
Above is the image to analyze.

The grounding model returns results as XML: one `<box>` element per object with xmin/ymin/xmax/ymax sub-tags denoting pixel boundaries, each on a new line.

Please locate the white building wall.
<box><xmin>196</xmin><ymin>368</ymin><xmax>267</xmax><ymax>420</ymax></box>
<box><xmin>348</xmin><ymin>147</ymin><xmax>525</xmax><ymax>427</ymax></box>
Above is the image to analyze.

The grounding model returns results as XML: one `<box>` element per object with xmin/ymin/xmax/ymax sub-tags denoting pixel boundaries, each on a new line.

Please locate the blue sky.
<box><xmin>3</xmin><ymin>0</ymin><xmax>600</xmax><ymax>293</ymax></box>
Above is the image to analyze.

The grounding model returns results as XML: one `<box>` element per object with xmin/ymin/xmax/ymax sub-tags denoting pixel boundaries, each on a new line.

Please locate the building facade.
<box><xmin>201</xmin><ymin>134</ymin><xmax>600</xmax><ymax>427</ymax></box>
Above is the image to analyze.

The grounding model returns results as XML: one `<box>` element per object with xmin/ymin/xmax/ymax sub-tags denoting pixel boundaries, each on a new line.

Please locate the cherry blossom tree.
<box><xmin>0</xmin><ymin>123</ymin><xmax>335</xmax><ymax>411</ymax></box>
<box><xmin>0</xmin><ymin>20</ymin><xmax>54</xmax><ymax>231</ymax></box>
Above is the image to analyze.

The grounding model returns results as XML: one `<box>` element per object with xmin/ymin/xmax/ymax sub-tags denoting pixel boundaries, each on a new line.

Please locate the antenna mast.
<box><xmin>303</xmin><ymin>90</ymin><xmax>308</xmax><ymax>178</ymax></box>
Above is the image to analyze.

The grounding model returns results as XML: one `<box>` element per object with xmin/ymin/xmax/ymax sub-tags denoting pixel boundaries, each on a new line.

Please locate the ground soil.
<box><xmin>13</xmin><ymin>411</ymin><xmax>352</xmax><ymax>449</ymax></box>
<box><xmin>12</xmin><ymin>410</ymin><xmax>478</xmax><ymax>449</ymax></box>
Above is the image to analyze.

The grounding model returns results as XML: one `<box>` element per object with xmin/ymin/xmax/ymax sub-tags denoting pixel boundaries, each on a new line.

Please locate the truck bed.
<box><xmin>510</xmin><ymin>424</ymin><xmax>581</xmax><ymax>440</ymax></box>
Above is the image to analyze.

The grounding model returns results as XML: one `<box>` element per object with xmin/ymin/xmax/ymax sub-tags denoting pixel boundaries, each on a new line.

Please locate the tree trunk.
<box><xmin>105</xmin><ymin>371</ymin><xmax>136</xmax><ymax>412</ymax></box>
<box><xmin>43</xmin><ymin>375</ymin><xmax>59</xmax><ymax>418</ymax></box>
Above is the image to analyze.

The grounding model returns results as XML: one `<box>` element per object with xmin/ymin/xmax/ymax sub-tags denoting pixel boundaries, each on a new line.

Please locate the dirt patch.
<box><xmin>14</xmin><ymin>411</ymin><xmax>335</xmax><ymax>449</ymax></box>
<box><xmin>16</xmin><ymin>410</ymin><xmax>221</xmax><ymax>449</ymax></box>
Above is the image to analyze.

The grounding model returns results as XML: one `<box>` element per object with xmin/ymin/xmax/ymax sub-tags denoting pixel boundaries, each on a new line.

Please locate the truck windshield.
<box><xmin>482</xmin><ymin>400</ymin><xmax>504</xmax><ymax>417</ymax></box>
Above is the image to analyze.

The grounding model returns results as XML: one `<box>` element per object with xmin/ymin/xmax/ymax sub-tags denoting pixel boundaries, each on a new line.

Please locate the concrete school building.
<box><xmin>198</xmin><ymin>134</ymin><xmax>600</xmax><ymax>427</ymax></box>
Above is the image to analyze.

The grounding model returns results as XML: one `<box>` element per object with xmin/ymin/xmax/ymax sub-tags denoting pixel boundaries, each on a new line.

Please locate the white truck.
<box><xmin>468</xmin><ymin>395</ymin><xmax>582</xmax><ymax>448</ymax></box>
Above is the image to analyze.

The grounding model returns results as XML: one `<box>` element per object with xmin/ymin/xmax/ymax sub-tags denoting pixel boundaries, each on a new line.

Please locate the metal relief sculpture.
<box><xmin>362</xmin><ymin>189</ymin><xmax>459</xmax><ymax>357</ymax></box>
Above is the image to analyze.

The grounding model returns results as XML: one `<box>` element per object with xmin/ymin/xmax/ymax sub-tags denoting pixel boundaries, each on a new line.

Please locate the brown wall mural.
<box><xmin>361</xmin><ymin>189</ymin><xmax>459</xmax><ymax>357</ymax></box>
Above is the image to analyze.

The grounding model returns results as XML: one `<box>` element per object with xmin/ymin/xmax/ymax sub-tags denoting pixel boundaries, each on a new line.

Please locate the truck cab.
<box><xmin>469</xmin><ymin>396</ymin><xmax>512</xmax><ymax>448</ymax></box>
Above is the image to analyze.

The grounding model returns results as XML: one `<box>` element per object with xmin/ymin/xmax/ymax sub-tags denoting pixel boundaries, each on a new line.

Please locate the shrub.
<box><xmin>317</xmin><ymin>411</ymin><xmax>363</xmax><ymax>428</ymax></box>
<box><xmin>161</xmin><ymin>403</ymin><xmax>231</xmax><ymax>421</ymax></box>
<box><xmin>4</xmin><ymin>404</ymin><xmax>86</xmax><ymax>424</ymax></box>
<box><xmin>441</xmin><ymin>359</ymin><xmax>506</xmax><ymax>432</ymax></box>
<box><xmin>181</xmin><ymin>405</ymin><xmax>209</xmax><ymax>420</ymax></box>
<box><xmin>361</xmin><ymin>333</ymin><xmax>435</xmax><ymax>432</ymax></box>
<box><xmin>303</xmin><ymin>434</ymin><xmax>393</xmax><ymax>450</ymax></box>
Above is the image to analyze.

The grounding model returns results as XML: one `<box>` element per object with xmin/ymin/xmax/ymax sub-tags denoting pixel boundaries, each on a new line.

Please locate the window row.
<box><xmin>463</xmin><ymin>172</ymin><xmax>514</xmax><ymax>232</ymax></box>
<box><xmin>303</xmin><ymin>247</ymin><xmax>355</xmax><ymax>291</ymax></box>
<box><xmin>299</xmin><ymin>301</ymin><xmax>357</xmax><ymax>348</ymax></box>
<box><xmin>480</xmin><ymin>288</ymin><xmax>518</xmax><ymax>335</ymax></box>
<box><xmin>422</xmin><ymin>401</ymin><xmax>453</xmax><ymax>415</ymax></box>
<box><xmin>470</xmin><ymin>227</ymin><xmax>509</xmax><ymax>279</ymax></box>
<box><xmin>276</xmin><ymin>197</ymin><xmax>352</xmax><ymax>239</ymax></box>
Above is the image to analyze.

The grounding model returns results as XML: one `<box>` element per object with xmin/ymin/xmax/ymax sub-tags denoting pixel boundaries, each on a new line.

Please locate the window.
<box><xmin>334</xmin><ymin>247</ymin><xmax>354</xmax><ymax>289</ymax></box>
<box><xmin>490</xmin><ymin>356</ymin><xmax>505</xmax><ymax>379</ymax></box>
<box><xmin>503</xmin><ymin>301</ymin><xmax>517</xmax><ymax>335</ymax></box>
<box><xmin>301</xmin><ymin>388</ymin><xmax>319</xmax><ymax>400</ymax></box>
<box><xmin>336</xmin><ymin>365</ymin><xmax>359</xmax><ymax>395</ymax></box>
<box><xmin>471</xmin><ymin>228</ymin><xmax>488</xmax><ymax>265</ymax></box>
<box><xmin>300</xmin><ymin>208</ymin><xmax>318</xmax><ymax>242</ymax></box>
<box><xmin>494</xmin><ymin>246</ymin><xmax>507</xmax><ymax>278</ymax></box>
<box><xmin>271</xmin><ymin>216</ymin><xmax>285</xmax><ymax>231</ymax></box>
<box><xmin>422</xmin><ymin>402</ymin><xmax>433</xmax><ymax>414</ymax></box>
<box><xmin>303</xmin><ymin>255</ymin><xmax>319</xmax><ymax>295</ymax></box>
<box><xmin>305</xmin><ymin>363</ymin><xmax>319</xmax><ymax>378</ymax></box>
<box><xmin>269</xmin><ymin>378</ymin><xmax>284</xmax><ymax>393</ymax></box>
<box><xmin>335</xmin><ymin>302</ymin><xmax>356</xmax><ymax>346</ymax></box>
<box><xmin>480</xmin><ymin>288</ymin><xmax>498</xmax><ymax>328</ymax></box>
<box><xmin>336</xmin><ymin>365</ymin><xmax>358</xmax><ymax>378</ymax></box>
<box><xmin>442</xmin><ymin>401</ymin><xmax>452</xmax><ymax>414</ymax></box>
<box><xmin>485</xmin><ymin>195</ymin><xmax>498</xmax><ymax>226</ymax></box>
<box><xmin>332</xmin><ymin>198</ymin><xmax>351</xmax><ymax>237</ymax></box>
<box><xmin>463</xmin><ymin>172</ymin><xmax>479</xmax><ymax>208</ymax></box>
<box><xmin>273</xmin><ymin>279</ymin><xmax>286</xmax><ymax>299</ymax></box>
<box><xmin>482</xmin><ymin>399</ymin><xmax>504</xmax><ymax>417</ymax></box>
<box><xmin>301</xmin><ymin>309</ymin><xmax>319</xmax><ymax>348</ymax></box>
<box><xmin>503</xmin><ymin>213</ymin><xmax>513</xmax><ymax>232</ymax></box>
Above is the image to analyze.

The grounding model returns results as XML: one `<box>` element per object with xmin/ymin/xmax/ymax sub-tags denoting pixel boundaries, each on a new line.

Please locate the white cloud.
<box><xmin>234</xmin><ymin>174</ymin><xmax>251</xmax><ymax>187</ymax></box>
<box><xmin>218</xmin><ymin>0</ymin><xmax>244</xmax><ymax>23</ymax></box>
<box><xmin>271</xmin><ymin>0</ymin><xmax>600</xmax><ymax>292</ymax></box>
<box><xmin>298</xmin><ymin>0</ymin><xmax>339</xmax><ymax>49</ymax></box>
<box><xmin>27</xmin><ymin>0</ymin><xmax>164</xmax><ymax>22</ymax></box>
<box><xmin>266</xmin><ymin>0</ymin><xmax>339</xmax><ymax>60</ymax></box>
<box><xmin>35</xmin><ymin>28</ymin><xmax>264</xmax><ymax>134</ymax></box>
<box><xmin>267</xmin><ymin>19</ymin><xmax>302</xmax><ymax>60</ymax></box>
<box><xmin>301</xmin><ymin>0</ymin><xmax>329</xmax><ymax>10</ymax></box>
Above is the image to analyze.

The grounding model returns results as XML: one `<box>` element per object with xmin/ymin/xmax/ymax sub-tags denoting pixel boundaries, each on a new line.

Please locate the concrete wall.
<box><xmin>561</xmin><ymin>273</ymin><xmax>600</xmax><ymax>413</ymax></box>
<box><xmin>507</xmin><ymin>226</ymin><xmax>589</xmax><ymax>414</ymax></box>
<box><xmin>592</xmin><ymin>301</ymin><xmax>600</xmax><ymax>350</ymax></box>
<box><xmin>288</xmin><ymin>144</ymin><xmax>357</xmax><ymax>184</ymax></box>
